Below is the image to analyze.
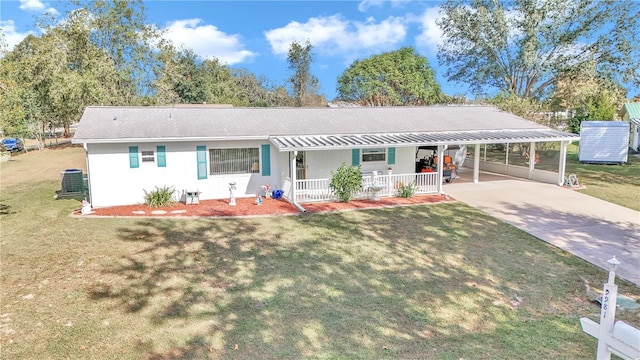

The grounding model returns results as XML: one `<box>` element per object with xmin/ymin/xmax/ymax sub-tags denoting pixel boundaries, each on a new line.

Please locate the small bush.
<box><xmin>143</xmin><ymin>186</ymin><xmax>176</xmax><ymax>207</ymax></box>
<box><xmin>397</xmin><ymin>182</ymin><xmax>418</xmax><ymax>198</ymax></box>
<box><xmin>329</xmin><ymin>163</ymin><xmax>363</xmax><ymax>202</ymax></box>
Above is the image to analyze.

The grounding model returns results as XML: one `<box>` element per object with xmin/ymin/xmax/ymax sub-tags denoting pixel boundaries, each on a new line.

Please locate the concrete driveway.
<box><xmin>446</xmin><ymin>175</ymin><xmax>640</xmax><ymax>286</ymax></box>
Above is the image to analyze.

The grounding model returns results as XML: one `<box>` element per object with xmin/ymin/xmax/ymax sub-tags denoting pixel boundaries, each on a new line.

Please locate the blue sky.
<box><xmin>1</xmin><ymin>0</ymin><xmax>465</xmax><ymax>100</ymax></box>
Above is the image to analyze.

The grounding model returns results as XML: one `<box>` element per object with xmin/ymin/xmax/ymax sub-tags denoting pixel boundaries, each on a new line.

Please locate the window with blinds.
<box><xmin>141</xmin><ymin>150</ymin><xmax>155</xmax><ymax>163</ymax></box>
<box><xmin>209</xmin><ymin>148</ymin><xmax>260</xmax><ymax>175</ymax></box>
<box><xmin>362</xmin><ymin>148</ymin><xmax>386</xmax><ymax>162</ymax></box>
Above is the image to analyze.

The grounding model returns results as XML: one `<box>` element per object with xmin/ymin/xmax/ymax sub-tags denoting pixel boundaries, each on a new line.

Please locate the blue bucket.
<box><xmin>272</xmin><ymin>189</ymin><xmax>284</xmax><ymax>199</ymax></box>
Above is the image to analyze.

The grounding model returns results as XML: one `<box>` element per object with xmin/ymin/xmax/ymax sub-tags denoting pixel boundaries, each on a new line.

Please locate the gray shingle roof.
<box><xmin>72</xmin><ymin>105</ymin><xmax>578</xmax><ymax>150</ymax></box>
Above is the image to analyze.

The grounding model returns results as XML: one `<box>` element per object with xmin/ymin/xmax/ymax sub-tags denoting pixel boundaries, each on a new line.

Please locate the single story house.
<box><xmin>72</xmin><ymin>105</ymin><xmax>579</xmax><ymax>209</ymax></box>
<box><xmin>620</xmin><ymin>103</ymin><xmax>640</xmax><ymax>151</ymax></box>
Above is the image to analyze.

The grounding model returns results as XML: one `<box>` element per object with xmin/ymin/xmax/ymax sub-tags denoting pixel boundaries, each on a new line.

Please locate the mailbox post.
<box><xmin>597</xmin><ymin>256</ymin><xmax>620</xmax><ymax>360</ymax></box>
<box><xmin>580</xmin><ymin>256</ymin><xmax>640</xmax><ymax>360</ymax></box>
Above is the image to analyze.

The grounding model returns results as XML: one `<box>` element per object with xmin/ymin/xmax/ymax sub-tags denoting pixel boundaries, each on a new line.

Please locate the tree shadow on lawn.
<box><xmin>0</xmin><ymin>202</ymin><xmax>16</xmax><ymax>215</ymax></box>
<box><xmin>87</xmin><ymin>203</ymin><xmax>600</xmax><ymax>359</ymax></box>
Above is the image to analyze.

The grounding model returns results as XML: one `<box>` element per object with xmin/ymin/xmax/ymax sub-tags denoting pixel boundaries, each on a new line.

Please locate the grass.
<box><xmin>1</xmin><ymin>147</ymin><xmax>639</xmax><ymax>359</ymax></box>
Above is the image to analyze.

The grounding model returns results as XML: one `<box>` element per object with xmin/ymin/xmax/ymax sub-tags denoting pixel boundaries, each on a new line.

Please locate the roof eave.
<box><xmin>71</xmin><ymin>135</ymin><xmax>267</xmax><ymax>144</ymax></box>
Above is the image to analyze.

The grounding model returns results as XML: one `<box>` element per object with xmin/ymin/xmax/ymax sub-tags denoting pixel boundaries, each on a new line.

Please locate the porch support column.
<box><xmin>473</xmin><ymin>143</ymin><xmax>480</xmax><ymax>183</ymax></box>
<box><xmin>528</xmin><ymin>142</ymin><xmax>536</xmax><ymax>179</ymax></box>
<box><xmin>505</xmin><ymin>142</ymin><xmax>510</xmax><ymax>164</ymax></box>
<box><xmin>437</xmin><ymin>145</ymin><xmax>446</xmax><ymax>194</ymax></box>
<box><xmin>291</xmin><ymin>151</ymin><xmax>298</xmax><ymax>202</ymax></box>
<box><xmin>558</xmin><ymin>140</ymin><xmax>569</xmax><ymax>186</ymax></box>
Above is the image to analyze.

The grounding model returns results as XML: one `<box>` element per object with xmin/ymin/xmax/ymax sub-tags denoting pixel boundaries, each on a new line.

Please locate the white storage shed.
<box><xmin>579</xmin><ymin>121</ymin><xmax>630</xmax><ymax>164</ymax></box>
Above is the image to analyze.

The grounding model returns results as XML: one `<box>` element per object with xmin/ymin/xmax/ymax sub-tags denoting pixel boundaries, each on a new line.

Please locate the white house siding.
<box><xmin>304</xmin><ymin>149</ymin><xmax>352</xmax><ymax>179</ymax></box>
<box><xmin>87</xmin><ymin>140</ymin><xmax>284</xmax><ymax>207</ymax></box>
<box><xmin>630</xmin><ymin>122</ymin><xmax>640</xmax><ymax>150</ymax></box>
<box><xmin>302</xmin><ymin>146</ymin><xmax>415</xmax><ymax>180</ymax></box>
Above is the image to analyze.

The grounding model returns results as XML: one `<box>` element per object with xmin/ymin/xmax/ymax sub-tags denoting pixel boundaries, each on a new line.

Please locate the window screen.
<box><xmin>209</xmin><ymin>148</ymin><xmax>259</xmax><ymax>175</ymax></box>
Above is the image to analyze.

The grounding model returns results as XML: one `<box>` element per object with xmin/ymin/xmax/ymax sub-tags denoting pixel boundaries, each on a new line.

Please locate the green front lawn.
<box><xmin>1</xmin><ymin>180</ymin><xmax>638</xmax><ymax>358</ymax></box>
<box><xmin>1</xmin><ymin>146</ymin><xmax>638</xmax><ymax>359</ymax></box>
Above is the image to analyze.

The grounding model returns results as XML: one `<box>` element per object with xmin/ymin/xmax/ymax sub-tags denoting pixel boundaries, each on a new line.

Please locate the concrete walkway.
<box><xmin>445</xmin><ymin>175</ymin><xmax>640</xmax><ymax>286</ymax></box>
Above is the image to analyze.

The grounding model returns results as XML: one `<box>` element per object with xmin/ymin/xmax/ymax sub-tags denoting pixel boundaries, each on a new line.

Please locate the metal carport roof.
<box><xmin>269</xmin><ymin>129</ymin><xmax>579</xmax><ymax>152</ymax></box>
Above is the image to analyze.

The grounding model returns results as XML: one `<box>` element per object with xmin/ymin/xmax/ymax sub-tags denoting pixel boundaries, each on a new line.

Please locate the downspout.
<box><xmin>83</xmin><ymin>143</ymin><xmax>91</xmax><ymax>204</ymax></box>
<box><xmin>290</xmin><ymin>150</ymin><xmax>306</xmax><ymax>212</ymax></box>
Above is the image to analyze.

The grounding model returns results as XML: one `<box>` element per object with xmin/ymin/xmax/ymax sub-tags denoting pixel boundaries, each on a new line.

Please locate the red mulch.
<box><xmin>75</xmin><ymin>194</ymin><xmax>453</xmax><ymax>218</ymax></box>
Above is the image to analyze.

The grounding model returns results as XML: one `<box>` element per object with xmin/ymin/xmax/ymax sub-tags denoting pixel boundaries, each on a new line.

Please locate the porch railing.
<box><xmin>295</xmin><ymin>172</ymin><xmax>439</xmax><ymax>203</ymax></box>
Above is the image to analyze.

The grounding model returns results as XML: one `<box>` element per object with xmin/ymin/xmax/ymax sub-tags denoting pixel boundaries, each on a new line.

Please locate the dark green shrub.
<box><xmin>143</xmin><ymin>186</ymin><xmax>176</xmax><ymax>207</ymax></box>
<box><xmin>329</xmin><ymin>163</ymin><xmax>363</xmax><ymax>202</ymax></box>
<box><xmin>397</xmin><ymin>182</ymin><xmax>418</xmax><ymax>198</ymax></box>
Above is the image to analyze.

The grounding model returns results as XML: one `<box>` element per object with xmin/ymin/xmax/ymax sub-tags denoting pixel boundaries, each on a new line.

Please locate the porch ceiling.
<box><xmin>269</xmin><ymin>129</ymin><xmax>579</xmax><ymax>151</ymax></box>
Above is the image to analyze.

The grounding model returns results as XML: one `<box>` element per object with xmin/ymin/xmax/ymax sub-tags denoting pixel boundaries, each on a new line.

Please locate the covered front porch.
<box><xmin>277</xmin><ymin>139</ymin><xmax>577</xmax><ymax>206</ymax></box>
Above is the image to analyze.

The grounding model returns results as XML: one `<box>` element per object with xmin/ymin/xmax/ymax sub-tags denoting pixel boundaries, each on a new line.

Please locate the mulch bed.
<box><xmin>74</xmin><ymin>194</ymin><xmax>453</xmax><ymax>218</ymax></box>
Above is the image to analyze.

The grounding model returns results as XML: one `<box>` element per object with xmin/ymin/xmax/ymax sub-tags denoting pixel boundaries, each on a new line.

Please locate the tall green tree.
<box><xmin>154</xmin><ymin>41</ymin><xmax>295</xmax><ymax>107</ymax></box>
<box><xmin>286</xmin><ymin>40</ymin><xmax>322</xmax><ymax>107</ymax></box>
<box><xmin>1</xmin><ymin>8</ymin><xmax>120</xmax><ymax>147</ymax></box>
<box><xmin>437</xmin><ymin>0</ymin><xmax>640</xmax><ymax>100</ymax></box>
<box><xmin>231</xmin><ymin>69</ymin><xmax>293</xmax><ymax>107</ymax></box>
<box><xmin>337</xmin><ymin>47</ymin><xmax>443</xmax><ymax>106</ymax></box>
<box><xmin>71</xmin><ymin>0</ymin><xmax>163</xmax><ymax>104</ymax></box>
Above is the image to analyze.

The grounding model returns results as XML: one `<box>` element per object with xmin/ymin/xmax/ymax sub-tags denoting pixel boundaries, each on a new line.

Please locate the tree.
<box><xmin>231</xmin><ymin>69</ymin><xmax>294</xmax><ymax>107</ymax></box>
<box><xmin>71</xmin><ymin>0</ymin><xmax>163</xmax><ymax>104</ymax></box>
<box><xmin>154</xmin><ymin>43</ymin><xmax>294</xmax><ymax>107</ymax></box>
<box><xmin>1</xmin><ymin>8</ymin><xmax>120</xmax><ymax>147</ymax></box>
<box><xmin>286</xmin><ymin>40</ymin><xmax>322</xmax><ymax>107</ymax></box>
<box><xmin>437</xmin><ymin>0</ymin><xmax>640</xmax><ymax>100</ymax></box>
<box><xmin>337</xmin><ymin>47</ymin><xmax>443</xmax><ymax>106</ymax></box>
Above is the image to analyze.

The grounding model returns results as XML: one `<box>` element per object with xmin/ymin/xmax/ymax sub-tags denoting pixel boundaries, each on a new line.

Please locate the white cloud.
<box><xmin>358</xmin><ymin>0</ymin><xmax>409</xmax><ymax>12</ymax></box>
<box><xmin>414</xmin><ymin>6</ymin><xmax>444</xmax><ymax>51</ymax></box>
<box><xmin>264</xmin><ymin>14</ymin><xmax>406</xmax><ymax>57</ymax></box>
<box><xmin>19</xmin><ymin>0</ymin><xmax>58</xmax><ymax>15</ymax></box>
<box><xmin>161</xmin><ymin>18</ymin><xmax>256</xmax><ymax>65</ymax></box>
<box><xmin>358</xmin><ymin>0</ymin><xmax>385</xmax><ymax>12</ymax></box>
<box><xmin>0</xmin><ymin>20</ymin><xmax>36</xmax><ymax>51</ymax></box>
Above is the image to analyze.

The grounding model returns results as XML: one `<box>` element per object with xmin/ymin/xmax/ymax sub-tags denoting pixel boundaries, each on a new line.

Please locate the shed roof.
<box><xmin>72</xmin><ymin>105</ymin><xmax>578</xmax><ymax>150</ymax></box>
<box><xmin>621</xmin><ymin>103</ymin><xmax>640</xmax><ymax>123</ymax></box>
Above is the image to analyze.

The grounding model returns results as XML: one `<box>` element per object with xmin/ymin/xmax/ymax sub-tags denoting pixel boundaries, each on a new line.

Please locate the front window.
<box><xmin>362</xmin><ymin>148</ymin><xmax>386</xmax><ymax>162</ymax></box>
<box><xmin>141</xmin><ymin>150</ymin><xmax>155</xmax><ymax>163</ymax></box>
<box><xmin>209</xmin><ymin>148</ymin><xmax>259</xmax><ymax>175</ymax></box>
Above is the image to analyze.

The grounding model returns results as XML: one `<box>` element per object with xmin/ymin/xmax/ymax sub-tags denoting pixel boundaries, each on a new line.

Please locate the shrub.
<box><xmin>329</xmin><ymin>163</ymin><xmax>363</xmax><ymax>202</ymax></box>
<box><xmin>397</xmin><ymin>182</ymin><xmax>418</xmax><ymax>198</ymax></box>
<box><xmin>143</xmin><ymin>186</ymin><xmax>176</xmax><ymax>207</ymax></box>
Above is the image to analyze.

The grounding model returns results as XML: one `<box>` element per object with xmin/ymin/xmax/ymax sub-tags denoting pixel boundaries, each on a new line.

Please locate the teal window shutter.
<box><xmin>129</xmin><ymin>146</ymin><xmax>139</xmax><ymax>168</ymax></box>
<box><xmin>388</xmin><ymin>147</ymin><xmax>396</xmax><ymax>165</ymax></box>
<box><xmin>261</xmin><ymin>144</ymin><xmax>271</xmax><ymax>176</ymax></box>
<box><xmin>196</xmin><ymin>146</ymin><xmax>207</xmax><ymax>179</ymax></box>
<box><xmin>157</xmin><ymin>145</ymin><xmax>166</xmax><ymax>167</ymax></box>
<box><xmin>351</xmin><ymin>149</ymin><xmax>360</xmax><ymax>166</ymax></box>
